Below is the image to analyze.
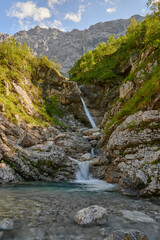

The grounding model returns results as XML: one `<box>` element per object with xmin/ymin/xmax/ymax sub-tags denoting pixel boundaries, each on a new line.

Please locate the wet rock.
<box><xmin>75</xmin><ymin>205</ymin><xmax>108</xmax><ymax>225</ymax></box>
<box><xmin>104</xmin><ymin>230</ymin><xmax>148</xmax><ymax>240</ymax></box>
<box><xmin>120</xmin><ymin>210</ymin><xmax>155</xmax><ymax>223</ymax></box>
<box><xmin>0</xmin><ymin>164</ymin><xmax>18</xmax><ymax>183</ymax></box>
<box><xmin>0</xmin><ymin>219</ymin><xmax>14</xmax><ymax>230</ymax></box>
<box><xmin>55</xmin><ymin>132</ymin><xmax>91</xmax><ymax>156</ymax></box>
<box><xmin>120</xmin><ymin>170</ymin><xmax>148</xmax><ymax>195</ymax></box>
<box><xmin>81</xmin><ymin>153</ymin><xmax>93</xmax><ymax>161</ymax></box>
<box><xmin>83</xmin><ymin>127</ymin><xmax>100</xmax><ymax>136</ymax></box>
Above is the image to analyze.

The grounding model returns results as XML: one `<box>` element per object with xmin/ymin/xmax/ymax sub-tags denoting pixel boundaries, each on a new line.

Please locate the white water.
<box><xmin>74</xmin><ymin>160</ymin><xmax>115</xmax><ymax>191</ymax></box>
<box><xmin>75</xmin><ymin>161</ymin><xmax>92</xmax><ymax>181</ymax></box>
<box><xmin>80</xmin><ymin>97</ymin><xmax>96</xmax><ymax>128</ymax></box>
<box><xmin>91</xmin><ymin>148</ymin><xmax>95</xmax><ymax>156</ymax></box>
<box><xmin>74</xmin><ymin>97</ymin><xmax>115</xmax><ymax>191</ymax></box>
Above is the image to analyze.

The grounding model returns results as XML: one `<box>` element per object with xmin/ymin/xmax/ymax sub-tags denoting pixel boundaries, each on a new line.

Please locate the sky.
<box><xmin>0</xmin><ymin>0</ymin><xmax>150</xmax><ymax>35</ymax></box>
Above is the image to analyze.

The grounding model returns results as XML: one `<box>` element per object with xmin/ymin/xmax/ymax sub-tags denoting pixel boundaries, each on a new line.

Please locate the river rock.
<box><xmin>0</xmin><ymin>219</ymin><xmax>14</xmax><ymax>230</ymax></box>
<box><xmin>120</xmin><ymin>210</ymin><xmax>155</xmax><ymax>223</ymax></box>
<box><xmin>120</xmin><ymin>170</ymin><xmax>148</xmax><ymax>196</ymax></box>
<box><xmin>104</xmin><ymin>230</ymin><xmax>148</xmax><ymax>240</ymax></box>
<box><xmin>75</xmin><ymin>205</ymin><xmax>108</xmax><ymax>225</ymax></box>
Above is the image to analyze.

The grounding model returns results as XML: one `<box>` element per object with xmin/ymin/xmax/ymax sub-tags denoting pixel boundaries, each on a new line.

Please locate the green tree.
<box><xmin>147</xmin><ymin>0</ymin><xmax>160</xmax><ymax>12</ymax></box>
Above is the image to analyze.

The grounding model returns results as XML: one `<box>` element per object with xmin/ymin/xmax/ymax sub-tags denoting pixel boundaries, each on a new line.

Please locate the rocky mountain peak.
<box><xmin>14</xmin><ymin>14</ymin><xmax>144</xmax><ymax>74</ymax></box>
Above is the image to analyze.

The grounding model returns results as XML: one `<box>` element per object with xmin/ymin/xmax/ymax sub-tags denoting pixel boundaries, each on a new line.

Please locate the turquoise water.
<box><xmin>0</xmin><ymin>182</ymin><xmax>160</xmax><ymax>240</ymax></box>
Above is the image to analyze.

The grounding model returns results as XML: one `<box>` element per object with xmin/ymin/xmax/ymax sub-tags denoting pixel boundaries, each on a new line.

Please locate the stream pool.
<box><xmin>0</xmin><ymin>181</ymin><xmax>160</xmax><ymax>240</ymax></box>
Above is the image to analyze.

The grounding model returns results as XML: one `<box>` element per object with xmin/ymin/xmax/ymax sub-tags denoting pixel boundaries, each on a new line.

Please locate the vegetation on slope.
<box><xmin>0</xmin><ymin>38</ymin><xmax>62</xmax><ymax>126</ymax></box>
<box><xmin>69</xmin><ymin>11</ymin><xmax>160</xmax><ymax>85</ymax></box>
<box><xmin>69</xmin><ymin>4</ymin><xmax>160</xmax><ymax>133</ymax></box>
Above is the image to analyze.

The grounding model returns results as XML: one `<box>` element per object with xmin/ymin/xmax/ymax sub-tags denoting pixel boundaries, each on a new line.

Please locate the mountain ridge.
<box><xmin>12</xmin><ymin>14</ymin><xmax>144</xmax><ymax>74</ymax></box>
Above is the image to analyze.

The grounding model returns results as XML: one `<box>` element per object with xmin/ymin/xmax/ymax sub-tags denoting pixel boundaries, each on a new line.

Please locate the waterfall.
<box><xmin>75</xmin><ymin>161</ymin><xmax>92</xmax><ymax>181</ymax></box>
<box><xmin>80</xmin><ymin>97</ymin><xmax>96</xmax><ymax>128</ymax></box>
<box><xmin>91</xmin><ymin>148</ymin><xmax>95</xmax><ymax>156</ymax></box>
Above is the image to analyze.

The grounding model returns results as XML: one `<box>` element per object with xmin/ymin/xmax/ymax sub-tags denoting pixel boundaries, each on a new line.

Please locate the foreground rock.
<box><xmin>104</xmin><ymin>230</ymin><xmax>148</xmax><ymax>240</ymax></box>
<box><xmin>120</xmin><ymin>210</ymin><xmax>155</xmax><ymax>223</ymax></box>
<box><xmin>75</xmin><ymin>205</ymin><xmax>108</xmax><ymax>225</ymax></box>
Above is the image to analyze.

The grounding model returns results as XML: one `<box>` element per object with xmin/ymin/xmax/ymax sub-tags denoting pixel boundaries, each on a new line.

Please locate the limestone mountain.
<box><xmin>14</xmin><ymin>15</ymin><xmax>144</xmax><ymax>74</ymax></box>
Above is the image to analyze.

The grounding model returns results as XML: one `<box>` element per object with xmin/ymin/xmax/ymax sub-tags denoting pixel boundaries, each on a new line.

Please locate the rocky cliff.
<box><xmin>14</xmin><ymin>15</ymin><xmax>144</xmax><ymax>74</ymax></box>
<box><xmin>0</xmin><ymin>39</ymin><xmax>99</xmax><ymax>184</ymax></box>
<box><xmin>97</xmin><ymin>45</ymin><xmax>160</xmax><ymax>197</ymax></box>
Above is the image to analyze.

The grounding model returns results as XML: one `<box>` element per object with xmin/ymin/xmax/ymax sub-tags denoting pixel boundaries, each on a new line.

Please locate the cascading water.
<box><xmin>74</xmin><ymin>96</ymin><xmax>115</xmax><ymax>190</ymax></box>
<box><xmin>74</xmin><ymin>159</ymin><xmax>115</xmax><ymax>190</ymax></box>
<box><xmin>75</xmin><ymin>161</ymin><xmax>92</xmax><ymax>181</ymax></box>
<box><xmin>80</xmin><ymin>97</ymin><xmax>96</xmax><ymax>128</ymax></box>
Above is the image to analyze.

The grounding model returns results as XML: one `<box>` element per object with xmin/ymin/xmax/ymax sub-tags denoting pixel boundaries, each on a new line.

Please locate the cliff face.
<box><xmin>14</xmin><ymin>15</ymin><xmax>144</xmax><ymax>74</ymax></box>
<box><xmin>97</xmin><ymin>45</ymin><xmax>160</xmax><ymax>197</ymax></box>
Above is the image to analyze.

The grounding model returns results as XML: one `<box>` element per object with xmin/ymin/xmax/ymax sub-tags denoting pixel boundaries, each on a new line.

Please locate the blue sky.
<box><xmin>1</xmin><ymin>0</ymin><xmax>149</xmax><ymax>35</ymax></box>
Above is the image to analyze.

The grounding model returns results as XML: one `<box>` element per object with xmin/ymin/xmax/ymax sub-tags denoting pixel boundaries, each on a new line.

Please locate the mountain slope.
<box><xmin>14</xmin><ymin>15</ymin><xmax>144</xmax><ymax>74</ymax></box>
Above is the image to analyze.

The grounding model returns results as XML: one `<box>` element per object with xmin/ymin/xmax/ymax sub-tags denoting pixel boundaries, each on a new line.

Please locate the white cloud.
<box><xmin>48</xmin><ymin>0</ymin><xmax>67</xmax><ymax>9</ymax></box>
<box><xmin>52</xmin><ymin>20</ymin><xmax>65</xmax><ymax>31</ymax></box>
<box><xmin>7</xmin><ymin>1</ymin><xmax>51</xmax><ymax>22</ymax></box>
<box><xmin>64</xmin><ymin>5</ymin><xmax>85</xmax><ymax>23</ymax></box>
<box><xmin>106</xmin><ymin>7</ymin><xmax>116</xmax><ymax>13</ymax></box>
<box><xmin>105</xmin><ymin>0</ymin><xmax>114</xmax><ymax>4</ymax></box>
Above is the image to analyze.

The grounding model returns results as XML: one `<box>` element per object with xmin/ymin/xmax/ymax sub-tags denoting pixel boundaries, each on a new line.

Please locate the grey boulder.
<box><xmin>75</xmin><ymin>205</ymin><xmax>108</xmax><ymax>225</ymax></box>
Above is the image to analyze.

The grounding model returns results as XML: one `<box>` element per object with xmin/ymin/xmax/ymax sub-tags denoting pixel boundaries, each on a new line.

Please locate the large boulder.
<box><xmin>75</xmin><ymin>205</ymin><xmax>108</xmax><ymax>225</ymax></box>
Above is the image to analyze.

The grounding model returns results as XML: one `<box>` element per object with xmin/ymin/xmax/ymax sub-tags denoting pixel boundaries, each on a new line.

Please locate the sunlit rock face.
<box><xmin>14</xmin><ymin>15</ymin><xmax>144</xmax><ymax>74</ymax></box>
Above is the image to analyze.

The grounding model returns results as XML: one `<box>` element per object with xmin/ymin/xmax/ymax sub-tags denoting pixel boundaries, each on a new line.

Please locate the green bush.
<box><xmin>45</xmin><ymin>95</ymin><xmax>62</xmax><ymax>117</ymax></box>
